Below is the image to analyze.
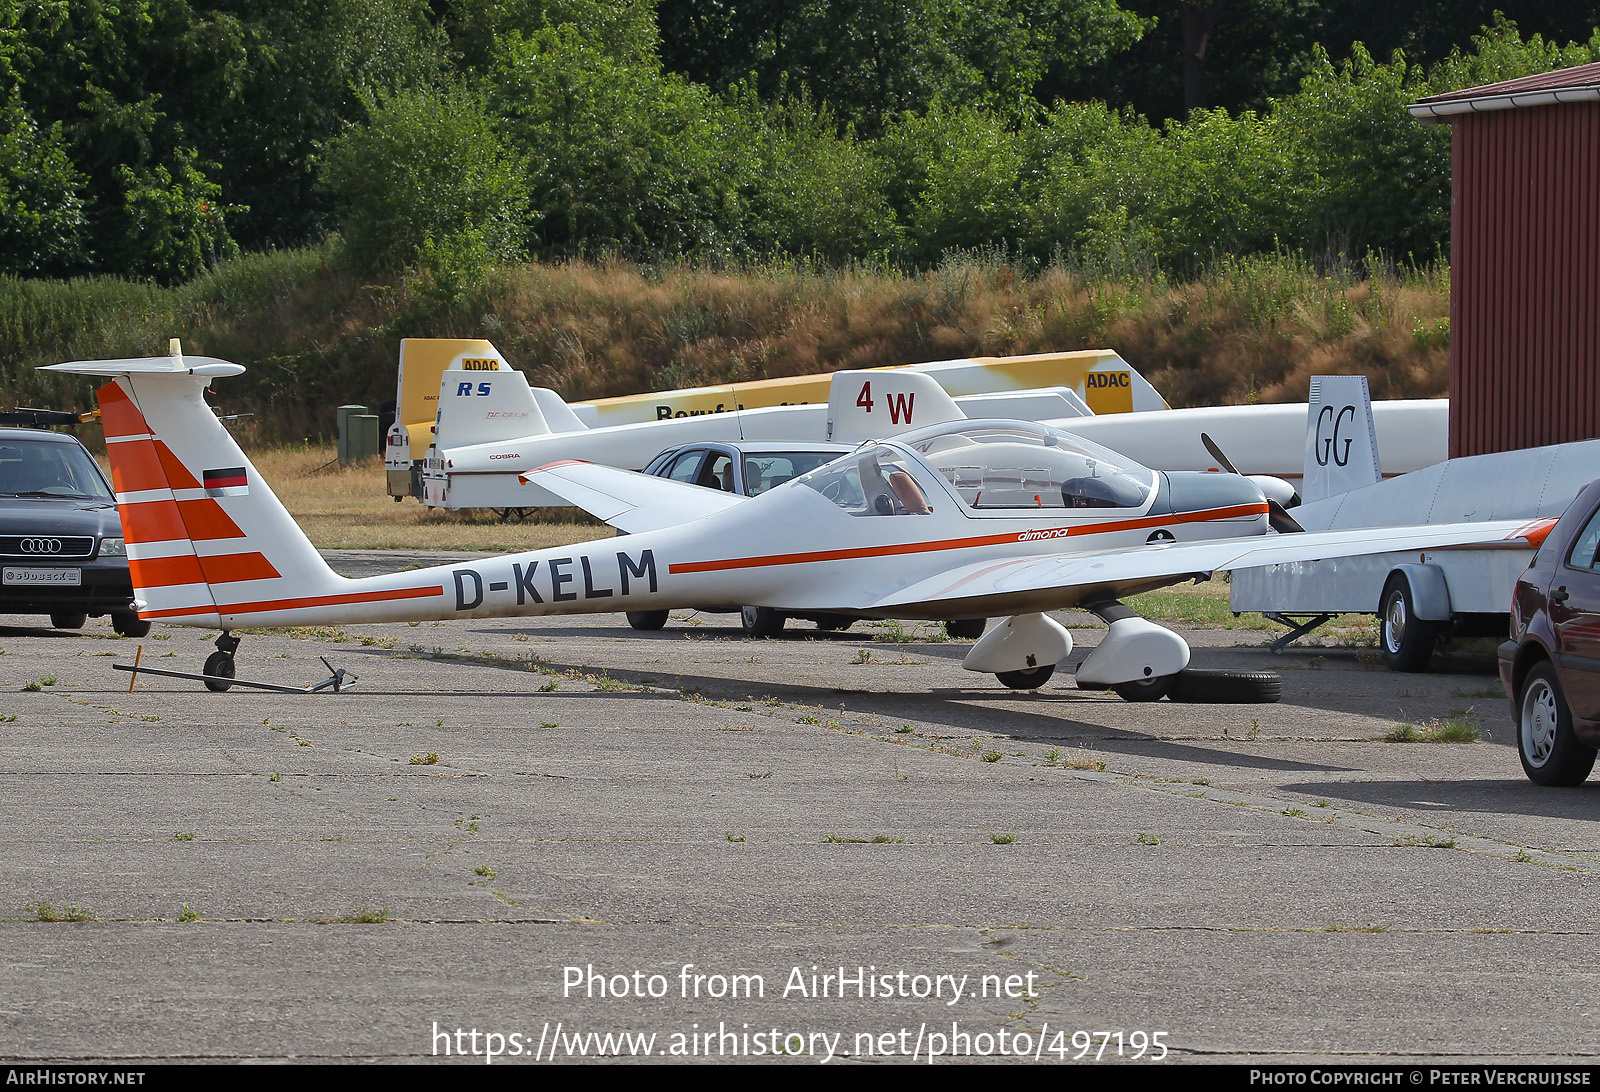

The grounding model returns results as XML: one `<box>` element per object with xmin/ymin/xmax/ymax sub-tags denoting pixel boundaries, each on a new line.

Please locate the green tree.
<box><xmin>319</xmin><ymin>85</ymin><xmax>528</xmax><ymax>271</ymax></box>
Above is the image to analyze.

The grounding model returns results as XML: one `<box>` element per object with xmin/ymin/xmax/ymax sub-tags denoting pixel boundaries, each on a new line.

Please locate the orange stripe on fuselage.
<box><xmin>667</xmin><ymin>503</ymin><xmax>1268</xmax><ymax>575</ymax></box>
<box><xmin>139</xmin><ymin>584</ymin><xmax>445</xmax><ymax>620</ymax></box>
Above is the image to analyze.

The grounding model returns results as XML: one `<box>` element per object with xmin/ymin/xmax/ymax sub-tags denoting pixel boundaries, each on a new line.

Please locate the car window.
<box><xmin>665</xmin><ymin>451</ymin><xmax>705</xmax><ymax>484</ymax></box>
<box><xmin>0</xmin><ymin>439</ymin><xmax>112</xmax><ymax>500</ymax></box>
<box><xmin>699</xmin><ymin>452</ymin><xmax>735</xmax><ymax>493</ymax></box>
<box><xmin>1567</xmin><ymin>507</ymin><xmax>1600</xmax><ymax>570</ymax></box>
<box><xmin>796</xmin><ymin>446</ymin><xmax>933</xmax><ymax>516</ymax></box>
<box><xmin>743</xmin><ymin>453</ymin><xmax>844</xmax><ymax>496</ymax></box>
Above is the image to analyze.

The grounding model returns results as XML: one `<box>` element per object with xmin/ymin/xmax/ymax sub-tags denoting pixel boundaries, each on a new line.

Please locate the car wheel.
<box><xmin>1379</xmin><ymin>575</ymin><xmax>1438</xmax><ymax>673</ymax></box>
<box><xmin>625</xmin><ymin>610</ymin><xmax>669</xmax><ymax>631</ymax></box>
<box><xmin>945</xmin><ymin>618</ymin><xmax>987</xmax><ymax>639</ymax></box>
<box><xmin>996</xmin><ymin>664</ymin><xmax>1055</xmax><ymax>690</ymax></box>
<box><xmin>49</xmin><ymin>612</ymin><xmax>86</xmax><ymax>630</ymax></box>
<box><xmin>740</xmin><ymin>606</ymin><xmax>786</xmax><ymax>638</ymax></box>
<box><xmin>1167</xmin><ymin>669</ymin><xmax>1283</xmax><ymax>704</ymax></box>
<box><xmin>1518</xmin><ymin>662</ymin><xmax>1597</xmax><ymax>786</ymax></box>
<box><xmin>111</xmin><ymin>610</ymin><xmax>151</xmax><ymax>638</ymax></box>
<box><xmin>202</xmin><ymin>651</ymin><xmax>236</xmax><ymax>693</ymax></box>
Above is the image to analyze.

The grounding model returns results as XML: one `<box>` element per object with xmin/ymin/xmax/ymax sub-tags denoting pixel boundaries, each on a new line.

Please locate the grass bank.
<box><xmin>4</xmin><ymin>248</ymin><xmax>1449</xmax><ymax>447</ymax></box>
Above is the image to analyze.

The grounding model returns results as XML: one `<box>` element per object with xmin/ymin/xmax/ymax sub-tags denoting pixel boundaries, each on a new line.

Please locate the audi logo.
<box><xmin>19</xmin><ymin>538</ymin><xmax>62</xmax><ymax>554</ymax></box>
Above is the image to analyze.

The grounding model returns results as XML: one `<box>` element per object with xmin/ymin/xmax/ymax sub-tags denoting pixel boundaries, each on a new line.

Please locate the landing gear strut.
<box><xmin>203</xmin><ymin>633</ymin><xmax>240</xmax><ymax>692</ymax></box>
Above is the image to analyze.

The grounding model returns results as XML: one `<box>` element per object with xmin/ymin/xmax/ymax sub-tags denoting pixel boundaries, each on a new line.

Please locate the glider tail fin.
<box><xmin>1302</xmin><ymin>375</ymin><xmax>1383</xmax><ymax>504</ymax></box>
<box><xmin>46</xmin><ymin>347</ymin><xmax>342</xmax><ymax>627</ymax></box>
<box><xmin>826</xmin><ymin>369</ymin><xmax>965</xmax><ymax>443</ymax></box>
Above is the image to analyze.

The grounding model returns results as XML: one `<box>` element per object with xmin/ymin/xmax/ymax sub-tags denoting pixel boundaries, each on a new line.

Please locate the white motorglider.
<box><xmin>57</xmin><ymin>347</ymin><xmax>1551</xmax><ymax>702</ymax></box>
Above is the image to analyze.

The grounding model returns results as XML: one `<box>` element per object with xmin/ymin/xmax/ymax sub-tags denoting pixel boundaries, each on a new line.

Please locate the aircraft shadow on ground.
<box><xmin>317</xmin><ymin>641</ymin><xmax>1356</xmax><ymax>776</ymax></box>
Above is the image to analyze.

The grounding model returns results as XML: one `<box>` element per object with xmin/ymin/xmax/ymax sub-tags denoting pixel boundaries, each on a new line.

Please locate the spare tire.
<box><xmin>1167</xmin><ymin>668</ymin><xmax>1282</xmax><ymax>704</ymax></box>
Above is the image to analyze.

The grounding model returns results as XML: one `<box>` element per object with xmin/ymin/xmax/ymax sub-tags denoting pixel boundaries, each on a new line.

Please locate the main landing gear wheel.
<box><xmin>1518</xmin><ymin>662</ymin><xmax>1597</xmax><ymax>786</ymax></box>
<box><xmin>1379</xmin><ymin>575</ymin><xmax>1438</xmax><ymax>673</ymax></box>
<box><xmin>1110</xmin><ymin>676</ymin><xmax>1171</xmax><ymax>702</ymax></box>
<box><xmin>625</xmin><ymin>610</ymin><xmax>669</xmax><ymax>631</ymax></box>
<box><xmin>111</xmin><ymin>610</ymin><xmax>150</xmax><ymax>638</ymax></box>
<box><xmin>946</xmin><ymin>618</ymin><xmax>987</xmax><ymax>640</ymax></box>
<box><xmin>740</xmin><ymin>606</ymin><xmax>786</xmax><ymax>638</ymax></box>
<box><xmin>996</xmin><ymin>664</ymin><xmax>1055</xmax><ymax>690</ymax></box>
<box><xmin>202</xmin><ymin>651</ymin><xmax>236</xmax><ymax>692</ymax></box>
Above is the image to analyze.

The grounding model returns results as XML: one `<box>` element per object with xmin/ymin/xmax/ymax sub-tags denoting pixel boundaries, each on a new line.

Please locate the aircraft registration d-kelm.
<box><xmin>54</xmin><ymin>346</ymin><xmax>1554</xmax><ymax>702</ymax></box>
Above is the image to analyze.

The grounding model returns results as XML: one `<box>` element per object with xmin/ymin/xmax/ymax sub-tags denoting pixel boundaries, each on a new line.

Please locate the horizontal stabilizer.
<box><xmin>520</xmin><ymin>460</ymin><xmax>747</xmax><ymax>533</ymax></box>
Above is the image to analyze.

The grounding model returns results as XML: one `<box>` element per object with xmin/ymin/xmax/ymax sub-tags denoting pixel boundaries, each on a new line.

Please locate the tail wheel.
<box><xmin>1518</xmin><ymin>662</ymin><xmax>1597</xmax><ymax>786</ymax></box>
<box><xmin>1167</xmin><ymin>668</ymin><xmax>1282</xmax><ymax>704</ymax></box>
<box><xmin>996</xmin><ymin>664</ymin><xmax>1055</xmax><ymax>690</ymax></box>
<box><xmin>1380</xmin><ymin>575</ymin><xmax>1438</xmax><ymax>673</ymax></box>
<box><xmin>203</xmin><ymin>651</ymin><xmax>235</xmax><ymax>693</ymax></box>
<box><xmin>740</xmin><ymin>606</ymin><xmax>786</xmax><ymax>638</ymax></box>
<box><xmin>625</xmin><ymin>610</ymin><xmax>669</xmax><ymax>631</ymax></box>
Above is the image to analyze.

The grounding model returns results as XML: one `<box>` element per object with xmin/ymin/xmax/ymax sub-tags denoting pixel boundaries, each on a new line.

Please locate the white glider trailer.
<box><xmin>1229</xmin><ymin>377</ymin><xmax>1600</xmax><ymax>671</ymax></box>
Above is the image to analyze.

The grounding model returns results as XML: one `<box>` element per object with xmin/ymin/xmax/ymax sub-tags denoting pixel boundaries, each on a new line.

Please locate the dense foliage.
<box><xmin>2</xmin><ymin>1</ymin><xmax>1599</xmax><ymax>284</ymax></box>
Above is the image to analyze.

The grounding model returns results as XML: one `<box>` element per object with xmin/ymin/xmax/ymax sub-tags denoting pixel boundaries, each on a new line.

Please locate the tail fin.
<box><xmin>395</xmin><ymin>338</ymin><xmax>511</xmax><ymax>460</ymax></box>
<box><xmin>1302</xmin><ymin>375</ymin><xmax>1382</xmax><ymax>504</ymax></box>
<box><xmin>45</xmin><ymin>344</ymin><xmax>346</xmax><ymax>627</ymax></box>
<box><xmin>827</xmin><ymin>369</ymin><xmax>964</xmax><ymax>443</ymax></box>
<box><xmin>433</xmin><ymin>365</ymin><xmax>553</xmax><ymax>448</ymax></box>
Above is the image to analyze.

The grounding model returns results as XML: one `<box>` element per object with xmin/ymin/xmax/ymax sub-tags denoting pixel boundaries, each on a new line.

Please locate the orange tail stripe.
<box><xmin>156</xmin><ymin>440</ymin><xmax>202</xmax><ymax>489</ymax></box>
<box><xmin>176</xmin><ymin>498</ymin><xmax>246</xmax><ymax>540</ymax></box>
<box><xmin>108</xmin><ymin>438</ymin><xmax>166</xmax><ymax>494</ymax></box>
<box><xmin>139</xmin><ymin>584</ymin><xmax>444</xmax><ymax>620</ymax></box>
<box><xmin>119</xmin><ymin>499</ymin><xmax>189</xmax><ymax>543</ymax></box>
<box><xmin>131</xmin><ymin>552</ymin><xmax>280</xmax><ymax>589</ymax></box>
<box><xmin>198</xmin><ymin>551</ymin><xmax>280</xmax><ymax>584</ymax></box>
<box><xmin>97</xmin><ymin>381</ymin><xmax>150</xmax><ymax>438</ymax></box>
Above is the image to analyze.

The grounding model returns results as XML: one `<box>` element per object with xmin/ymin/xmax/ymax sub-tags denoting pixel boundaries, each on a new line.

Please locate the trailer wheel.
<box><xmin>740</xmin><ymin>606</ymin><xmax>786</xmax><ymax>638</ymax></box>
<box><xmin>1168</xmin><ymin>668</ymin><xmax>1282</xmax><ymax>704</ymax></box>
<box><xmin>1380</xmin><ymin>575</ymin><xmax>1438</xmax><ymax>673</ymax></box>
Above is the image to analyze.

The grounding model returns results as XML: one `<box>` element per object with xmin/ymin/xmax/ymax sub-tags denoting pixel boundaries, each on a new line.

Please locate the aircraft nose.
<box><xmin>1162</xmin><ymin>471</ymin><xmax>1268</xmax><ymax>516</ymax></box>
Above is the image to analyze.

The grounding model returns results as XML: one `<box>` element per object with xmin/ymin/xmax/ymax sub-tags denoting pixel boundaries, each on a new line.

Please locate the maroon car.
<box><xmin>1500</xmin><ymin>479</ymin><xmax>1600</xmax><ymax>785</ymax></box>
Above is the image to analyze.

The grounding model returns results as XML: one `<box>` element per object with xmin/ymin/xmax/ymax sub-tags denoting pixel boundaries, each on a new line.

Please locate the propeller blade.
<box><xmin>1268</xmin><ymin>499</ymin><xmax>1305</xmax><ymax>534</ymax></box>
<box><xmin>1200</xmin><ymin>432</ymin><xmax>1241</xmax><ymax>476</ymax></box>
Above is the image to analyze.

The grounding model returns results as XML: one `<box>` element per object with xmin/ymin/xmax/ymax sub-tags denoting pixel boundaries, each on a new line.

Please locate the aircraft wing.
<box><xmin>521</xmin><ymin>460</ymin><xmax>747</xmax><ymax>534</ymax></box>
<box><xmin>869</xmin><ymin>518</ymin><xmax>1551</xmax><ymax>617</ymax></box>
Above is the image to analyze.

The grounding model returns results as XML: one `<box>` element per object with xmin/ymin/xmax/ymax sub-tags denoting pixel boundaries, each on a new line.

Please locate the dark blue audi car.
<box><xmin>0</xmin><ymin>427</ymin><xmax>146</xmax><ymax>636</ymax></box>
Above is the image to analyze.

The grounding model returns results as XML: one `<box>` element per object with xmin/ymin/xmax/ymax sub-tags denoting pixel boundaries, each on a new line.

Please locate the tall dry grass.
<box><xmin>2</xmin><ymin>248</ymin><xmax>1451</xmax><ymax>447</ymax></box>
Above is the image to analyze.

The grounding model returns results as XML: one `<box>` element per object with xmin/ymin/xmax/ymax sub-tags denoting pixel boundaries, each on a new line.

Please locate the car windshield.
<box><xmin>742</xmin><ymin>452</ymin><xmax>845</xmax><ymax>496</ymax></box>
<box><xmin>0</xmin><ymin>438</ymin><xmax>113</xmax><ymax>500</ymax></box>
<box><xmin>897</xmin><ymin>421</ymin><xmax>1154</xmax><ymax>510</ymax></box>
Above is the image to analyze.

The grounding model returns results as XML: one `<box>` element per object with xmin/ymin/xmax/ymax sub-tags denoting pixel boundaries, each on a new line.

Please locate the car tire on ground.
<box><xmin>740</xmin><ymin>606</ymin><xmax>786</xmax><ymax>638</ymax></box>
<box><xmin>111</xmin><ymin>610</ymin><xmax>151</xmax><ymax>638</ymax></box>
<box><xmin>202</xmin><ymin>651</ymin><xmax>235</xmax><ymax>693</ymax></box>
<box><xmin>814</xmin><ymin>614</ymin><xmax>854</xmax><ymax>632</ymax></box>
<box><xmin>996</xmin><ymin>664</ymin><xmax>1055</xmax><ymax>690</ymax></box>
<box><xmin>1379</xmin><ymin>575</ymin><xmax>1438</xmax><ymax>673</ymax></box>
<box><xmin>625</xmin><ymin>610</ymin><xmax>670</xmax><ymax>631</ymax></box>
<box><xmin>1517</xmin><ymin>661</ymin><xmax>1597</xmax><ymax>786</ymax></box>
<box><xmin>1167</xmin><ymin>668</ymin><xmax>1283</xmax><ymax>704</ymax></box>
<box><xmin>945</xmin><ymin>618</ymin><xmax>987</xmax><ymax>639</ymax></box>
<box><xmin>49</xmin><ymin>612</ymin><xmax>86</xmax><ymax>630</ymax></box>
